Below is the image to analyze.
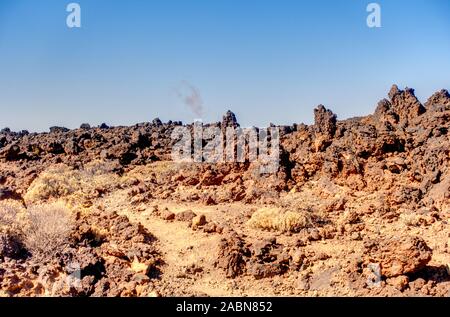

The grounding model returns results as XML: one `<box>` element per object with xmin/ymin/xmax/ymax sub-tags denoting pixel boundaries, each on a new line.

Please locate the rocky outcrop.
<box><xmin>1</xmin><ymin>84</ymin><xmax>449</xmax><ymax>297</ymax></box>
<box><xmin>388</xmin><ymin>85</ymin><xmax>426</xmax><ymax>126</ymax></box>
<box><xmin>363</xmin><ymin>236</ymin><xmax>432</xmax><ymax>278</ymax></box>
<box><xmin>314</xmin><ymin>105</ymin><xmax>337</xmax><ymax>138</ymax></box>
<box><xmin>216</xmin><ymin>234</ymin><xmax>302</xmax><ymax>280</ymax></box>
<box><xmin>216</xmin><ymin>232</ymin><xmax>248</xmax><ymax>278</ymax></box>
<box><xmin>313</xmin><ymin>105</ymin><xmax>337</xmax><ymax>151</ymax></box>
<box><xmin>1</xmin><ymin>85</ymin><xmax>449</xmax><ymax>210</ymax></box>
<box><xmin>424</xmin><ymin>89</ymin><xmax>450</xmax><ymax>109</ymax></box>
<box><xmin>0</xmin><ymin>209</ymin><xmax>161</xmax><ymax>297</ymax></box>
<box><xmin>221</xmin><ymin>110</ymin><xmax>240</xmax><ymax>129</ymax></box>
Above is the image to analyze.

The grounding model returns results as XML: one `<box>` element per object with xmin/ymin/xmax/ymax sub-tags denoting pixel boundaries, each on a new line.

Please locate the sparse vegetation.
<box><xmin>0</xmin><ymin>204</ymin><xmax>18</xmax><ymax>229</ymax></box>
<box><xmin>247</xmin><ymin>208</ymin><xmax>313</xmax><ymax>233</ymax></box>
<box><xmin>0</xmin><ymin>202</ymin><xmax>26</xmax><ymax>259</ymax></box>
<box><xmin>1</xmin><ymin>85</ymin><xmax>450</xmax><ymax>296</ymax></box>
<box><xmin>24</xmin><ymin>161</ymin><xmax>120</xmax><ymax>205</ymax></box>
<box><xmin>24</xmin><ymin>165</ymin><xmax>79</xmax><ymax>202</ymax></box>
<box><xmin>22</xmin><ymin>202</ymin><xmax>73</xmax><ymax>260</ymax></box>
<box><xmin>0</xmin><ymin>200</ymin><xmax>25</xmax><ymax>235</ymax></box>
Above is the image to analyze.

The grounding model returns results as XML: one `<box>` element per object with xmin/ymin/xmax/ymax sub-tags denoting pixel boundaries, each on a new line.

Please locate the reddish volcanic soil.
<box><xmin>1</xmin><ymin>85</ymin><xmax>449</xmax><ymax>297</ymax></box>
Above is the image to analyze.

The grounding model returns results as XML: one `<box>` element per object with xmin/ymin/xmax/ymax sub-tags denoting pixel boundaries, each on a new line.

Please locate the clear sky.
<box><xmin>1</xmin><ymin>0</ymin><xmax>450</xmax><ymax>132</ymax></box>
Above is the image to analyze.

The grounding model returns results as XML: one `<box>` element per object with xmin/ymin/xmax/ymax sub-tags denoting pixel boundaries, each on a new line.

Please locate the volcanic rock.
<box><xmin>221</xmin><ymin>110</ymin><xmax>240</xmax><ymax>129</ymax></box>
<box><xmin>363</xmin><ymin>236</ymin><xmax>432</xmax><ymax>278</ymax></box>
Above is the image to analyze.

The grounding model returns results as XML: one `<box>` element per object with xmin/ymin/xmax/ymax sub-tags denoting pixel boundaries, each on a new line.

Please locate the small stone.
<box><xmin>192</xmin><ymin>215</ymin><xmax>207</xmax><ymax>228</ymax></box>
<box><xmin>175</xmin><ymin>210</ymin><xmax>197</xmax><ymax>222</ymax></box>
<box><xmin>203</xmin><ymin>196</ymin><xmax>216</xmax><ymax>206</ymax></box>
<box><xmin>351</xmin><ymin>232</ymin><xmax>362</xmax><ymax>241</ymax></box>
<box><xmin>409</xmin><ymin>278</ymin><xmax>426</xmax><ymax>291</ymax></box>
<box><xmin>296</xmin><ymin>239</ymin><xmax>308</xmax><ymax>247</ymax></box>
<box><xmin>309</xmin><ymin>229</ymin><xmax>321</xmax><ymax>241</ymax></box>
<box><xmin>295</xmin><ymin>276</ymin><xmax>310</xmax><ymax>291</ymax></box>
<box><xmin>160</xmin><ymin>208</ymin><xmax>175</xmax><ymax>221</ymax></box>
<box><xmin>203</xmin><ymin>222</ymin><xmax>218</xmax><ymax>233</ymax></box>
<box><xmin>291</xmin><ymin>250</ymin><xmax>305</xmax><ymax>265</ymax></box>
<box><xmin>387</xmin><ymin>275</ymin><xmax>409</xmax><ymax>291</ymax></box>
<box><xmin>132</xmin><ymin>273</ymin><xmax>150</xmax><ymax>284</ymax></box>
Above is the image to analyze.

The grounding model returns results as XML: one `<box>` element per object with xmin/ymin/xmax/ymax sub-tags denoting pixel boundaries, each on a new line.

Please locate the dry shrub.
<box><xmin>0</xmin><ymin>200</ymin><xmax>25</xmax><ymax>234</ymax></box>
<box><xmin>248</xmin><ymin>208</ymin><xmax>313</xmax><ymax>233</ymax></box>
<box><xmin>22</xmin><ymin>202</ymin><xmax>73</xmax><ymax>260</ymax></box>
<box><xmin>82</xmin><ymin>159</ymin><xmax>118</xmax><ymax>176</ymax></box>
<box><xmin>399</xmin><ymin>212</ymin><xmax>435</xmax><ymax>227</ymax></box>
<box><xmin>24</xmin><ymin>165</ymin><xmax>79</xmax><ymax>203</ymax></box>
<box><xmin>1</xmin><ymin>201</ymin><xmax>73</xmax><ymax>260</ymax></box>
<box><xmin>125</xmin><ymin>161</ymin><xmax>181</xmax><ymax>183</ymax></box>
<box><xmin>24</xmin><ymin>161</ymin><xmax>119</xmax><ymax>204</ymax></box>
<box><xmin>0</xmin><ymin>204</ymin><xmax>18</xmax><ymax>229</ymax></box>
<box><xmin>0</xmin><ymin>201</ymin><xmax>26</xmax><ymax>259</ymax></box>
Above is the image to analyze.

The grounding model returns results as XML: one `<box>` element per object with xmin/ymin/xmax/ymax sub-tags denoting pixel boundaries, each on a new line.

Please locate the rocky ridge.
<box><xmin>0</xmin><ymin>85</ymin><xmax>449</xmax><ymax>297</ymax></box>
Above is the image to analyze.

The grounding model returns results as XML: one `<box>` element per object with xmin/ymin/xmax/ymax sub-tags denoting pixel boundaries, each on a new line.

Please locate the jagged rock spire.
<box><xmin>388</xmin><ymin>85</ymin><xmax>426</xmax><ymax>126</ymax></box>
<box><xmin>425</xmin><ymin>89</ymin><xmax>450</xmax><ymax>108</ymax></box>
<box><xmin>221</xmin><ymin>110</ymin><xmax>240</xmax><ymax>129</ymax></box>
<box><xmin>314</xmin><ymin>105</ymin><xmax>337</xmax><ymax>138</ymax></box>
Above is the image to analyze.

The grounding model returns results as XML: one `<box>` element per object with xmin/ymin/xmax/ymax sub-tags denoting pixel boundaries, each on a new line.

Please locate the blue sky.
<box><xmin>1</xmin><ymin>0</ymin><xmax>450</xmax><ymax>132</ymax></box>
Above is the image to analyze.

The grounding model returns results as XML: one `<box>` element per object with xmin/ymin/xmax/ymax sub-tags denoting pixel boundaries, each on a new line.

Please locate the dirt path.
<box><xmin>102</xmin><ymin>192</ymin><xmax>305</xmax><ymax>297</ymax></box>
<box><xmin>111</xmin><ymin>197</ymin><xmax>235</xmax><ymax>296</ymax></box>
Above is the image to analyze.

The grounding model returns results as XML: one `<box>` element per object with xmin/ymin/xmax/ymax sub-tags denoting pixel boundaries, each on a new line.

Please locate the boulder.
<box><xmin>363</xmin><ymin>236</ymin><xmax>432</xmax><ymax>278</ymax></box>
<box><xmin>49</xmin><ymin>126</ymin><xmax>70</xmax><ymax>133</ymax></box>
